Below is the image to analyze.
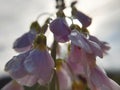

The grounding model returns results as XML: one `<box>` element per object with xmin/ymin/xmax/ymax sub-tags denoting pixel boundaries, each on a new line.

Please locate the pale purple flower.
<box><xmin>72</xmin><ymin>9</ymin><xmax>92</xmax><ymax>28</ymax></box>
<box><xmin>87</xmin><ymin>65</ymin><xmax>120</xmax><ymax>90</ymax></box>
<box><xmin>49</xmin><ymin>18</ymin><xmax>71</xmax><ymax>42</ymax></box>
<box><xmin>56</xmin><ymin>60</ymin><xmax>72</xmax><ymax>90</ymax></box>
<box><xmin>69</xmin><ymin>30</ymin><xmax>103</xmax><ymax>58</ymax></box>
<box><xmin>1</xmin><ymin>80</ymin><xmax>24</xmax><ymax>90</ymax></box>
<box><xmin>5</xmin><ymin>46</ymin><xmax>54</xmax><ymax>86</ymax></box>
<box><xmin>69</xmin><ymin>30</ymin><xmax>92</xmax><ymax>53</ymax></box>
<box><xmin>67</xmin><ymin>44</ymin><xmax>86</xmax><ymax>76</ymax></box>
<box><xmin>82</xmin><ymin>53</ymin><xmax>120</xmax><ymax>90</ymax></box>
<box><xmin>5</xmin><ymin>51</ymin><xmax>39</xmax><ymax>86</ymax></box>
<box><xmin>24</xmin><ymin>48</ymin><xmax>54</xmax><ymax>85</ymax></box>
<box><xmin>13</xmin><ymin>29</ymin><xmax>37</xmax><ymax>53</ymax></box>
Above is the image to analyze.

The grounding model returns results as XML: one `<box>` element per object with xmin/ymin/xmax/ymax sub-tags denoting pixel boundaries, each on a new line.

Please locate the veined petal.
<box><xmin>5</xmin><ymin>51</ymin><xmax>29</xmax><ymax>79</ymax></box>
<box><xmin>89</xmin><ymin>35</ymin><xmax>110</xmax><ymax>54</ymax></box>
<box><xmin>56</xmin><ymin>66</ymin><xmax>72</xmax><ymax>90</ymax></box>
<box><xmin>88</xmin><ymin>41</ymin><xmax>103</xmax><ymax>58</ymax></box>
<box><xmin>13</xmin><ymin>31</ymin><xmax>36</xmax><ymax>53</ymax></box>
<box><xmin>17</xmin><ymin>75</ymin><xmax>39</xmax><ymax>87</ymax></box>
<box><xmin>69</xmin><ymin>30</ymin><xmax>92</xmax><ymax>53</ymax></box>
<box><xmin>74</xmin><ymin>10</ymin><xmax>92</xmax><ymax>28</ymax></box>
<box><xmin>24</xmin><ymin>49</ymin><xmax>54</xmax><ymax>85</ymax></box>
<box><xmin>87</xmin><ymin>65</ymin><xmax>120</xmax><ymax>90</ymax></box>
<box><xmin>50</xmin><ymin>18</ymin><xmax>71</xmax><ymax>42</ymax></box>
<box><xmin>109</xmin><ymin>79</ymin><xmax>120</xmax><ymax>90</ymax></box>
<box><xmin>67</xmin><ymin>44</ymin><xmax>87</xmax><ymax>76</ymax></box>
<box><xmin>1</xmin><ymin>80</ymin><xmax>24</xmax><ymax>90</ymax></box>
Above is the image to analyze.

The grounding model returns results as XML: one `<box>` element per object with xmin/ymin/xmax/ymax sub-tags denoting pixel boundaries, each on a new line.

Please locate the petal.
<box><xmin>109</xmin><ymin>79</ymin><xmax>120</xmax><ymax>90</ymax></box>
<box><xmin>24</xmin><ymin>49</ymin><xmax>54</xmax><ymax>85</ymax></box>
<box><xmin>67</xmin><ymin>44</ymin><xmax>87</xmax><ymax>76</ymax></box>
<box><xmin>87</xmin><ymin>65</ymin><xmax>120</xmax><ymax>90</ymax></box>
<box><xmin>17</xmin><ymin>75</ymin><xmax>38</xmax><ymax>87</ymax></box>
<box><xmin>89</xmin><ymin>41</ymin><xmax>103</xmax><ymax>58</ymax></box>
<box><xmin>56</xmin><ymin>68</ymin><xmax>72</xmax><ymax>90</ymax></box>
<box><xmin>74</xmin><ymin>10</ymin><xmax>92</xmax><ymax>28</ymax></box>
<box><xmin>89</xmin><ymin>35</ymin><xmax>110</xmax><ymax>54</ymax></box>
<box><xmin>69</xmin><ymin>30</ymin><xmax>92</xmax><ymax>53</ymax></box>
<box><xmin>38</xmin><ymin>70</ymin><xmax>54</xmax><ymax>85</ymax></box>
<box><xmin>50</xmin><ymin>18</ymin><xmax>71</xmax><ymax>42</ymax></box>
<box><xmin>13</xmin><ymin>32</ymin><xmax>36</xmax><ymax>52</ymax></box>
<box><xmin>1</xmin><ymin>80</ymin><xmax>24</xmax><ymax>90</ymax></box>
<box><xmin>5</xmin><ymin>52</ymin><xmax>29</xmax><ymax>79</ymax></box>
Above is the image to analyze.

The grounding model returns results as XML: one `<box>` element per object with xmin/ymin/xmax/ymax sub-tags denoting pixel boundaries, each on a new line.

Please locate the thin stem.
<box><xmin>36</xmin><ymin>12</ymin><xmax>53</xmax><ymax>21</ymax></box>
<box><xmin>51</xmin><ymin>40</ymin><xmax>58</xmax><ymax>66</ymax></box>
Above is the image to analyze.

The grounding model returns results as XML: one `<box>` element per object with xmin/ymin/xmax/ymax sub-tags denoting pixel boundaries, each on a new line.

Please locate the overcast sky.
<box><xmin>0</xmin><ymin>0</ymin><xmax>120</xmax><ymax>74</ymax></box>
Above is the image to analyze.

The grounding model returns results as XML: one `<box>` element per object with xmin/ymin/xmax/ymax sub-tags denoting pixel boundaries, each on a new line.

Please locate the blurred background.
<box><xmin>0</xmin><ymin>0</ymin><xmax>120</xmax><ymax>88</ymax></box>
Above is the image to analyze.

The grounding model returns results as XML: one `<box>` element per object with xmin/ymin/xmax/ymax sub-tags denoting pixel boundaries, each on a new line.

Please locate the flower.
<box><xmin>72</xmin><ymin>7</ymin><xmax>92</xmax><ymax>28</ymax></box>
<box><xmin>24</xmin><ymin>48</ymin><xmax>54</xmax><ymax>85</ymax></box>
<box><xmin>13</xmin><ymin>21</ymin><xmax>40</xmax><ymax>53</ymax></box>
<box><xmin>1</xmin><ymin>80</ymin><xmax>24</xmax><ymax>90</ymax></box>
<box><xmin>5</xmin><ymin>34</ymin><xmax>55</xmax><ymax>86</ymax></box>
<box><xmin>69</xmin><ymin>30</ymin><xmax>103</xmax><ymax>58</ymax></box>
<box><xmin>50</xmin><ymin>18</ymin><xmax>71</xmax><ymax>42</ymax></box>
<box><xmin>67</xmin><ymin>44</ymin><xmax>86</xmax><ymax>76</ymax></box>
<box><xmin>5</xmin><ymin>51</ymin><xmax>39</xmax><ymax>86</ymax></box>
<box><xmin>24</xmin><ymin>34</ymin><xmax>55</xmax><ymax>85</ymax></box>
<box><xmin>82</xmin><ymin>53</ymin><xmax>120</xmax><ymax>90</ymax></box>
<box><xmin>13</xmin><ymin>31</ymin><xmax>36</xmax><ymax>52</ymax></box>
<box><xmin>87</xmin><ymin>64</ymin><xmax>120</xmax><ymax>90</ymax></box>
<box><xmin>56</xmin><ymin>59</ymin><xmax>72</xmax><ymax>90</ymax></box>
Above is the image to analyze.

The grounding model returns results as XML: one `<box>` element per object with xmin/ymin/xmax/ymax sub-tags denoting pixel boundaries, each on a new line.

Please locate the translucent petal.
<box><xmin>67</xmin><ymin>45</ymin><xmax>87</xmax><ymax>76</ymax></box>
<box><xmin>13</xmin><ymin>31</ymin><xmax>36</xmax><ymax>52</ymax></box>
<box><xmin>17</xmin><ymin>75</ymin><xmax>39</xmax><ymax>87</ymax></box>
<box><xmin>57</xmin><ymin>68</ymin><xmax>72</xmax><ymax>90</ymax></box>
<box><xmin>89</xmin><ymin>35</ymin><xmax>110</xmax><ymax>54</ymax></box>
<box><xmin>24</xmin><ymin>49</ymin><xmax>54</xmax><ymax>85</ymax></box>
<box><xmin>5</xmin><ymin>51</ymin><xmax>29</xmax><ymax>79</ymax></box>
<box><xmin>1</xmin><ymin>80</ymin><xmax>24</xmax><ymax>90</ymax></box>
<box><xmin>50</xmin><ymin>18</ymin><xmax>71</xmax><ymax>42</ymax></box>
<box><xmin>69</xmin><ymin>30</ymin><xmax>92</xmax><ymax>53</ymax></box>
<box><xmin>87</xmin><ymin>65</ymin><xmax>120</xmax><ymax>90</ymax></box>
<box><xmin>75</xmin><ymin>11</ymin><xmax>92</xmax><ymax>28</ymax></box>
<box><xmin>89</xmin><ymin>41</ymin><xmax>103</xmax><ymax>58</ymax></box>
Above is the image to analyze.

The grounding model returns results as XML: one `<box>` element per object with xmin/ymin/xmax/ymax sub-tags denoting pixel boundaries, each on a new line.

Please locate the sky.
<box><xmin>0</xmin><ymin>0</ymin><xmax>120</xmax><ymax>74</ymax></box>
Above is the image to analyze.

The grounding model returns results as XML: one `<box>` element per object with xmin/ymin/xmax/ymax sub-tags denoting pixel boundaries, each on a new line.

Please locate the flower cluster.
<box><xmin>2</xmin><ymin>1</ymin><xmax>120</xmax><ymax>90</ymax></box>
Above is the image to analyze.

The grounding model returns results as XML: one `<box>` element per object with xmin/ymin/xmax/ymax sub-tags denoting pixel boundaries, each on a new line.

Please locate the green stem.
<box><xmin>51</xmin><ymin>40</ymin><xmax>58</xmax><ymax>66</ymax></box>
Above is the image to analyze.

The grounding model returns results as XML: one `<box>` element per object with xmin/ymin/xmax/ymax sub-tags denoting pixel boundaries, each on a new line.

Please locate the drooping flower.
<box><xmin>69</xmin><ymin>30</ymin><xmax>92</xmax><ymax>53</ymax></box>
<box><xmin>72</xmin><ymin>7</ymin><xmax>92</xmax><ymax>28</ymax></box>
<box><xmin>1</xmin><ymin>80</ymin><xmax>24</xmax><ymax>90</ymax></box>
<box><xmin>67</xmin><ymin>44</ymin><xmax>87</xmax><ymax>76</ymax></box>
<box><xmin>24</xmin><ymin>48</ymin><xmax>54</xmax><ymax>85</ymax></box>
<box><xmin>49</xmin><ymin>18</ymin><xmax>71</xmax><ymax>43</ymax></box>
<box><xmin>83</xmin><ymin>53</ymin><xmax>120</xmax><ymax>90</ymax></box>
<box><xmin>56</xmin><ymin>59</ymin><xmax>72</xmax><ymax>90</ymax></box>
<box><xmin>5</xmin><ymin>34</ymin><xmax>55</xmax><ymax>86</ymax></box>
<box><xmin>5</xmin><ymin>50</ymin><xmax>39</xmax><ymax>86</ymax></box>
<box><xmin>87</xmin><ymin>64</ymin><xmax>120</xmax><ymax>90</ymax></box>
<box><xmin>69</xmin><ymin>30</ymin><xmax>103</xmax><ymax>58</ymax></box>
<box><xmin>13</xmin><ymin>21</ymin><xmax>41</xmax><ymax>53</ymax></box>
<box><xmin>24</xmin><ymin>34</ymin><xmax>55</xmax><ymax>85</ymax></box>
